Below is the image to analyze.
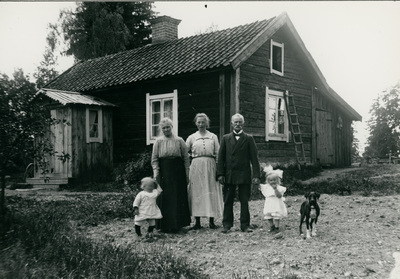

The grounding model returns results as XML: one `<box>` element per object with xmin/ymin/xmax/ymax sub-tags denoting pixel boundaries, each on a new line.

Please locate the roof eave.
<box><xmin>37</xmin><ymin>88</ymin><xmax>117</xmax><ymax>107</ymax></box>
<box><xmin>229</xmin><ymin>13</ymin><xmax>286</xmax><ymax>69</ymax></box>
<box><xmin>283</xmin><ymin>15</ymin><xmax>362</xmax><ymax>121</ymax></box>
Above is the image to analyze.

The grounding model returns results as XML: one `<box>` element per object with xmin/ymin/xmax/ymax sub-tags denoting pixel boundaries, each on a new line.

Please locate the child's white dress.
<box><xmin>260</xmin><ymin>183</ymin><xmax>288</xmax><ymax>219</ymax></box>
<box><xmin>133</xmin><ymin>189</ymin><xmax>163</xmax><ymax>221</ymax></box>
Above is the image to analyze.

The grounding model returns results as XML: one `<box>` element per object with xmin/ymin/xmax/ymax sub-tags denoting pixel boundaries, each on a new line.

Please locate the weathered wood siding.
<box><xmin>34</xmin><ymin>106</ymin><xmax>73</xmax><ymax>178</ymax></box>
<box><xmin>92</xmin><ymin>71</ymin><xmax>220</xmax><ymax>162</ymax></box>
<box><xmin>313</xmin><ymin>89</ymin><xmax>352</xmax><ymax>166</ymax></box>
<box><xmin>70</xmin><ymin>106</ymin><xmax>113</xmax><ymax>180</ymax></box>
<box><xmin>51</xmin><ymin>107</ymin><xmax>73</xmax><ymax>177</ymax></box>
<box><xmin>239</xmin><ymin>26</ymin><xmax>314</xmax><ymax>164</ymax></box>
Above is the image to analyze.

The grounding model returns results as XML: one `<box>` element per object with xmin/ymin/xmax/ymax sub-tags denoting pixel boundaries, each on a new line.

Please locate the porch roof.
<box><xmin>37</xmin><ymin>88</ymin><xmax>116</xmax><ymax>107</ymax></box>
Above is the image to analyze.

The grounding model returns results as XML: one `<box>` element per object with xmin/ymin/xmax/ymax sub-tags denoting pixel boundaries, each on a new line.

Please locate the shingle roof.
<box><xmin>37</xmin><ymin>88</ymin><xmax>116</xmax><ymax>107</ymax></box>
<box><xmin>46</xmin><ymin>17</ymin><xmax>275</xmax><ymax>92</ymax></box>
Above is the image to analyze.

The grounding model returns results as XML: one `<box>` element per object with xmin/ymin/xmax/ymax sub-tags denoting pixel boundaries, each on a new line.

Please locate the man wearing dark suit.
<box><xmin>217</xmin><ymin>113</ymin><xmax>260</xmax><ymax>233</ymax></box>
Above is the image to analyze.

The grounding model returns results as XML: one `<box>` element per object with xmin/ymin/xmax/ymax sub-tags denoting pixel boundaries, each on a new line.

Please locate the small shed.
<box><xmin>27</xmin><ymin>89</ymin><xmax>116</xmax><ymax>186</ymax></box>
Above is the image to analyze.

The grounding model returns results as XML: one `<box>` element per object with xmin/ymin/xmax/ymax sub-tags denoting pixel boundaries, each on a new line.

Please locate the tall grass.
<box><xmin>0</xmin><ymin>195</ymin><xmax>207</xmax><ymax>279</ymax></box>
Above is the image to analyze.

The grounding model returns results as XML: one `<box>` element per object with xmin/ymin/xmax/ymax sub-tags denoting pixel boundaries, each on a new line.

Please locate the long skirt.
<box><xmin>188</xmin><ymin>157</ymin><xmax>223</xmax><ymax>218</ymax></box>
<box><xmin>157</xmin><ymin>157</ymin><xmax>191</xmax><ymax>231</ymax></box>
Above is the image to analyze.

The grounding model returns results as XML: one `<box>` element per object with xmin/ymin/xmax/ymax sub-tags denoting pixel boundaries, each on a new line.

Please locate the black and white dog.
<box><xmin>299</xmin><ymin>192</ymin><xmax>320</xmax><ymax>238</ymax></box>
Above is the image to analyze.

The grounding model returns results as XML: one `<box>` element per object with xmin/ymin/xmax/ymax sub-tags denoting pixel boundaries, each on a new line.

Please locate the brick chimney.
<box><xmin>150</xmin><ymin>16</ymin><xmax>181</xmax><ymax>44</ymax></box>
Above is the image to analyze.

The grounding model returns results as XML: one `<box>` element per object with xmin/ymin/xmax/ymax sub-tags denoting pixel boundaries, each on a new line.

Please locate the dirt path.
<box><xmin>87</xmin><ymin>194</ymin><xmax>400</xmax><ymax>278</ymax></box>
<box><xmin>7</xmin><ymin>167</ymin><xmax>399</xmax><ymax>278</ymax></box>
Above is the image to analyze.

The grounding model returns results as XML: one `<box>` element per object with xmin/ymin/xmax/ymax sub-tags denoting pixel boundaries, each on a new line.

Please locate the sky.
<box><xmin>1</xmin><ymin>1</ymin><xmax>399</xmax><ymax>152</ymax></box>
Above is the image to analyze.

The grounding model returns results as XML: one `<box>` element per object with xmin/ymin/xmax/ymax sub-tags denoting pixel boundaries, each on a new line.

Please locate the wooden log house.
<box><xmin>34</xmin><ymin>13</ymin><xmax>361</xmax><ymax>185</ymax></box>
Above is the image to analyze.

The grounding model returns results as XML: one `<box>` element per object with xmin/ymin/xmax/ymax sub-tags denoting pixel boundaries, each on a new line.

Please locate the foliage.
<box><xmin>0</xmin><ymin>194</ymin><xmax>207</xmax><ymax>278</ymax></box>
<box><xmin>195</xmin><ymin>22</ymin><xmax>219</xmax><ymax>35</ymax></box>
<box><xmin>58</xmin><ymin>2</ymin><xmax>157</xmax><ymax>61</ymax></box>
<box><xmin>351</xmin><ymin>125</ymin><xmax>361</xmax><ymax>162</ymax></box>
<box><xmin>33</xmin><ymin>23</ymin><xmax>60</xmax><ymax>88</ymax></box>
<box><xmin>364</xmin><ymin>82</ymin><xmax>400</xmax><ymax>158</ymax></box>
<box><xmin>114</xmin><ymin>150</ymin><xmax>153</xmax><ymax>189</ymax></box>
<box><xmin>0</xmin><ymin>70</ymin><xmax>55</xmax><ymax>214</ymax></box>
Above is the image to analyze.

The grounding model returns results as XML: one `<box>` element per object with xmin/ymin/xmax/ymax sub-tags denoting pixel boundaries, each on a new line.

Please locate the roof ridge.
<box><xmin>69</xmin><ymin>17</ymin><xmax>276</xmax><ymax>64</ymax></box>
<box><xmin>45</xmin><ymin>16</ymin><xmax>276</xmax><ymax>92</ymax></box>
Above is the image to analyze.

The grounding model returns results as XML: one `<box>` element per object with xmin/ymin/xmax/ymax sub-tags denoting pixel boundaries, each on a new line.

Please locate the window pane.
<box><xmin>269</xmin><ymin>110</ymin><xmax>276</xmax><ymax>122</ymax></box>
<box><xmin>89</xmin><ymin>110</ymin><xmax>98</xmax><ymax>138</ymax></box>
<box><xmin>269</xmin><ymin>96</ymin><xmax>276</xmax><ymax>109</ymax></box>
<box><xmin>277</xmin><ymin>98</ymin><xmax>285</xmax><ymax>134</ymax></box>
<box><xmin>164</xmin><ymin>99</ymin><xmax>173</xmax><ymax>120</ymax></box>
<box><xmin>269</xmin><ymin>94</ymin><xmax>277</xmax><ymax>134</ymax></box>
<box><xmin>272</xmin><ymin>45</ymin><xmax>282</xmax><ymax>72</ymax></box>
<box><xmin>152</xmin><ymin>125</ymin><xmax>159</xmax><ymax>138</ymax></box>
<box><xmin>152</xmin><ymin>101</ymin><xmax>161</xmax><ymax>113</ymax></box>
<box><xmin>278</xmin><ymin>111</ymin><xmax>285</xmax><ymax>134</ymax></box>
<box><xmin>152</xmin><ymin>112</ymin><xmax>161</xmax><ymax>125</ymax></box>
<box><xmin>268</xmin><ymin>120</ymin><xmax>276</xmax><ymax>134</ymax></box>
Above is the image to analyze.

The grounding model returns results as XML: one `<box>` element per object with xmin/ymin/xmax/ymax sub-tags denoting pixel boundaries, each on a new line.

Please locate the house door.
<box><xmin>49</xmin><ymin>108</ymin><xmax>70</xmax><ymax>178</ymax></box>
<box><xmin>316</xmin><ymin>110</ymin><xmax>334</xmax><ymax>166</ymax></box>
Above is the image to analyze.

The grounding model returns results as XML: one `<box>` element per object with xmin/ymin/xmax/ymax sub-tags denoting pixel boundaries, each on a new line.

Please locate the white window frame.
<box><xmin>146</xmin><ymin>89</ymin><xmax>178</xmax><ymax>145</ymax></box>
<box><xmin>265</xmin><ymin>87</ymin><xmax>289</xmax><ymax>142</ymax></box>
<box><xmin>86</xmin><ymin>107</ymin><xmax>103</xmax><ymax>143</ymax></box>
<box><xmin>270</xmin><ymin>40</ymin><xmax>284</xmax><ymax>76</ymax></box>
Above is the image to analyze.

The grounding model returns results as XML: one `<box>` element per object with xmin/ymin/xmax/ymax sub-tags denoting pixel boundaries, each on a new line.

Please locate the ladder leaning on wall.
<box><xmin>284</xmin><ymin>90</ymin><xmax>306</xmax><ymax>168</ymax></box>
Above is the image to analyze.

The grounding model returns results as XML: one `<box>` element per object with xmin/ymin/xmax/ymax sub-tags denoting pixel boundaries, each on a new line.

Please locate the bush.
<box><xmin>114</xmin><ymin>150</ymin><xmax>153</xmax><ymax>189</ymax></box>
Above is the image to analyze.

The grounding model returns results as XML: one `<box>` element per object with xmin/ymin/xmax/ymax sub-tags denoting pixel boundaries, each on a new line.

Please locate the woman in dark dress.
<box><xmin>151</xmin><ymin>118</ymin><xmax>191</xmax><ymax>232</ymax></box>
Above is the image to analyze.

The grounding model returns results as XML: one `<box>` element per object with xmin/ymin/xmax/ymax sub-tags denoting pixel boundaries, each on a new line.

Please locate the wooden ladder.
<box><xmin>284</xmin><ymin>91</ymin><xmax>306</xmax><ymax>168</ymax></box>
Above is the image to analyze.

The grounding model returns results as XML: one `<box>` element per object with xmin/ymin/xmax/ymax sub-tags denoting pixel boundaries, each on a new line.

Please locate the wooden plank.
<box><xmin>316</xmin><ymin>110</ymin><xmax>334</xmax><ymax>165</ymax></box>
<box><xmin>230</xmin><ymin>68</ymin><xmax>240</xmax><ymax>115</ymax></box>
<box><xmin>219</xmin><ymin>71</ymin><xmax>226</xmax><ymax>140</ymax></box>
<box><xmin>54</xmin><ymin>108</ymin><xmax>64</xmax><ymax>176</ymax></box>
<box><xmin>66</xmin><ymin>107</ymin><xmax>73</xmax><ymax>178</ymax></box>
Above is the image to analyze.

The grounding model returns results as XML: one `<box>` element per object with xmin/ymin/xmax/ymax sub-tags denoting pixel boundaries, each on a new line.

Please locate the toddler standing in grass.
<box><xmin>260</xmin><ymin>165</ymin><xmax>287</xmax><ymax>233</ymax></box>
<box><xmin>133</xmin><ymin>177</ymin><xmax>163</xmax><ymax>240</ymax></box>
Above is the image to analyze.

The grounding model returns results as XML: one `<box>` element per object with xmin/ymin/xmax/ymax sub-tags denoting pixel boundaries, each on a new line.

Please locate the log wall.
<box><xmin>70</xmin><ymin>106</ymin><xmax>113</xmax><ymax>180</ymax></box>
<box><xmin>239</xmin><ymin>26</ymin><xmax>314</xmax><ymax>164</ymax></box>
<box><xmin>238</xmin><ymin>25</ymin><xmax>353</xmax><ymax>166</ymax></box>
<box><xmin>93</xmin><ymin>71</ymin><xmax>220</xmax><ymax>162</ymax></box>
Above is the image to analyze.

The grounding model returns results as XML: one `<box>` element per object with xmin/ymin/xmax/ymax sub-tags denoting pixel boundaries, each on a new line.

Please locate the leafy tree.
<box><xmin>34</xmin><ymin>23</ymin><xmax>61</xmax><ymax>88</ymax></box>
<box><xmin>351</xmin><ymin>125</ymin><xmax>361</xmax><ymax>162</ymax></box>
<box><xmin>0</xmin><ymin>70</ymin><xmax>53</xmax><ymax>214</ymax></box>
<box><xmin>364</xmin><ymin>82</ymin><xmax>400</xmax><ymax>159</ymax></box>
<box><xmin>195</xmin><ymin>23</ymin><xmax>219</xmax><ymax>35</ymax></box>
<box><xmin>59</xmin><ymin>2</ymin><xmax>156</xmax><ymax>61</ymax></box>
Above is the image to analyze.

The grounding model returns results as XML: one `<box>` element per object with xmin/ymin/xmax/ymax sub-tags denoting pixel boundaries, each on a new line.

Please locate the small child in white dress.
<box><xmin>133</xmin><ymin>177</ymin><xmax>163</xmax><ymax>240</ymax></box>
<box><xmin>260</xmin><ymin>165</ymin><xmax>288</xmax><ymax>233</ymax></box>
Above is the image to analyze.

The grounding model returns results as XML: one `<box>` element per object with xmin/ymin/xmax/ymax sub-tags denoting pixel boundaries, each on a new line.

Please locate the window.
<box><xmin>146</xmin><ymin>90</ymin><xmax>178</xmax><ymax>145</ymax></box>
<box><xmin>270</xmin><ymin>40</ymin><xmax>284</xmax><ymax>76</ymax></box>
<box><xmin>86</xmin><ymin>108</ymin><xmax>103</xmax><ymax>143</ymax></box>
<box><xmin>265</xmin><ymin>88</ymin><xmax>289</xmax><ymax>142</ymax></box>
